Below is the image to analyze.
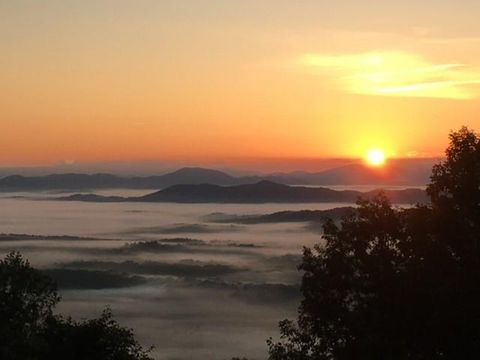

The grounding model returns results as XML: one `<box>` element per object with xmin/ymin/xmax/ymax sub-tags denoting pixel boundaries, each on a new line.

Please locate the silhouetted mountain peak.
<box><xmin>0</xmin><ymin>160</ymin><xmax>435</xmax><ymax>192</ymax></box>
<box><xmin>157</xmin><ymin>167</ymin><xmax>235</xmax><ymax>185</ymax></box>
<box><xmin>61</xmin><ymin>181</ymin><xmax>427</xmax><ymax>204</ymax></box>
<box><xmin>253</xmin><ymin>180</ymin><xmax>286</xmax><ymax>187</ymax></box>
<box><xmin>167</xmin><ymin>167</ymin><xmax>232</xmax><ymax>177</ymax></box>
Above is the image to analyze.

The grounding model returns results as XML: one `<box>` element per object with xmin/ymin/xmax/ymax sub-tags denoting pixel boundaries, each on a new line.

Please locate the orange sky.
<box><xmin>2</xmin><ymin>1</ymin><xmax>480</xmax><ymax>166</ymax></box>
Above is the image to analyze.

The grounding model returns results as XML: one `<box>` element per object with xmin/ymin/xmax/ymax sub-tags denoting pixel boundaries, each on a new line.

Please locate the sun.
<box><xmin>365</xmin><ymin>149</ymin><xmax>386</xmax><ymax>167</ymax></box>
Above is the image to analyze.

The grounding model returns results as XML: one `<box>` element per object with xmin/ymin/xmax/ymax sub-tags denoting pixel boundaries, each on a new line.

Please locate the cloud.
<box><xmin>112</xmin><ymin>239</ymin><xmax>201</xmax><ymax>254</ymax></box>
<box><xmin>0</xmin><ymin>238</ymin><xmax>264</xmax><ymax>258</ymax></box>
<box><xmin>263</xmin><ymin>254</ymin><xmax>302</xmax><ymax>270</ymax></box>
<box><xmin>59</xmin><ymin>260</ymin><xmax>244</xmax><ymax>278</ymax></box>
<box><xmin>0</xmin><ymin>233</ymin><xmax>103</xmax><ymax>241</ymax></box>
<box><xmin>301</xmin><ymin>51</ymin><xmax>480</xmax><ymax>99</ymax></box>
<box><xmin>121</xmin><ymin>223</ymin><xmax>245</xmax><ymax>235</ymax></box>
<box><xmin>189</xmin><ymin>279</ymin><xmax>300</xmax><ymax>305</ymax></box>
<box><xmin>104</xmin><ymin>239</ymin><xmax>263</xmax><ymax>256</ymax></box>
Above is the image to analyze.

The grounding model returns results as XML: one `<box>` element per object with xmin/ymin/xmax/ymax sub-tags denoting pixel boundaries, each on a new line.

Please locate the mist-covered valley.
<box><xmin>0</xmin><ymin>188</ymin><xmax>365</xmax><ymax>359</ymax></box>
<box><xmin>0</xmin><ymin>181</ymin><xmax>426</xmax><ymax>359</ymax></box>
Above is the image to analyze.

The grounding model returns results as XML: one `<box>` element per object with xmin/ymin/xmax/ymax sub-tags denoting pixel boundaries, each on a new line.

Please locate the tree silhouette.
<box><xmin>0</xmin><ymin>252</ymin><xmax>59</xmax><ymax>359</ymax></box>
<box><xmin>268</xmin><ymin>127</ymin><xmax>480</xmax><ymax>359</ymax></box>
<box><xmin>428</xmin><ymin>126</ymin><xmax>480</xmax><ymax>256</ymax></box>
<box><xmin>0</xmin><ymin>251</ymin><xmax>153</xmax><ymax>360</ymax></box>
<box><xmin>39</xmin><ymin>309</ymin><xmax>153</xmax><ymax>360</ymax></box>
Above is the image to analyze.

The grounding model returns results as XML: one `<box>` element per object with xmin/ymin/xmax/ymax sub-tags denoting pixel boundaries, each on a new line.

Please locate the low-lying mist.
<box><xmin>0</xmin><ymin>190</ymin><xmax>354</xmax><ymax>359</ymax></box>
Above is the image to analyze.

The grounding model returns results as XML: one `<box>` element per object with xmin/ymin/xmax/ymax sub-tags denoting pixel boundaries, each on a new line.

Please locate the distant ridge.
<box><xmin>262</xmin><ymin>159</ymin><xmax>435</xmax><ymax>185</ymax></box>
<box><xmin>207</xmin><ymin>207</ymin><xmax>357</xmax><ymax>224</ymax></box>
<box><xmin>0</xmin><ymin>168</ymin><xmax>256</xmax><ymax>191</ymax></box>
<box><xmin>0</xmin><ymin>160</ymin><xmax>435</xmax><ymax>191</ymax></box>
<box><xmin>59</xmin><ymin>181</ymin><xmax>428</xmax><ymax>204</ymax></box>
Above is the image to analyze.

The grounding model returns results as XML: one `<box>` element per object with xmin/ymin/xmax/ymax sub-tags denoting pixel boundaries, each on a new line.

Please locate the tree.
<box><xmin>0</xmin><ymin>251</ymin><xmax>153</xmax><ymax>360</ymax></box>
<box><xmin>0</xmin><ymin>251</ymin><xmax>59</xmax><ymax>359</ymax></box>
<box><xmin>268</xmin><ymin>127</ymin><xmax>480</xmax><ymax>359</ymax></box>
<box><xmin>39</xmin><ymin>309</ymin><xmax>153</xmax><ymax>360</ymax></box>
<box><xmin>427</xmin><ymin>126</ymin><xmax>480</xmax><ymax>257</ymax></box>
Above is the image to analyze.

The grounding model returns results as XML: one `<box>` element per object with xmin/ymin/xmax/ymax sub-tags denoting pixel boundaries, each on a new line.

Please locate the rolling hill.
<box><xmin>0</xmin><ymin>159</ymin><xmax>436</xmax><ymax>191</ymax></box>
<box><xmin>60</xmin><ymin>181</ymin><xmax>428</xmax><ymax>204</ymax></box>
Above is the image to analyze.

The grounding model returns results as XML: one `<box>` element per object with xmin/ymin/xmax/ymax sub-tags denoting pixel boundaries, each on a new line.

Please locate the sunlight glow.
<box><xmin>366</xmin><ymin>149</ymin><xmax>386</xmax><ymax>167</ymax></box>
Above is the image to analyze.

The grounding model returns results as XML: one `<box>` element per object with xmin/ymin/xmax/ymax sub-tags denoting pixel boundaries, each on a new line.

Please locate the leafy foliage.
<box><xmin>0</xmin><ymin>251</ymin><xmax>153</xmax><ymax>360</ymax></box>
<box><xmin>268</xmin><ymin>127</ymin><xmax>480</xmax><ymax>359</ymax></box>
<box><xmin>428</xmin><ymin>126</ymin><xmax>480</xmax><ymax>256</ymax></box>
<box><xmin>39</xmin><ymin>309</ymin><xmax>153</xmax><ymax>360</ymax></box>
<box><xmin>0</xmin><ymin>252</ymin><xmax>59</xmax><ymax>359</ymax></box>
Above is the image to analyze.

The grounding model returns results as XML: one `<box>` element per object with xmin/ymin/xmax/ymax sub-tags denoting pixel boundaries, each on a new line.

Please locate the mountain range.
<box><xmin>0</xmin><ymin>159</ymin><xmax>436</xmax><ymax>191</ymax></box>
<box><xmin>0</xmin><ymin>168</ymin><xmax>241</xmax><ymax>191</ymax></box>
<box><xmin>60</xmin><ymin>181</ymin><xmax>428</xmax><ymax>204</ymax></box>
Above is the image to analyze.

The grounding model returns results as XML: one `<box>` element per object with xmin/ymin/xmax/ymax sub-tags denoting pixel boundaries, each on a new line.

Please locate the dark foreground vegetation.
<box><xmin>267</xmin><ymin>127</ymin><xmax>480</xmax><ymax>359</ymax></box>
<box><xmin>0</xmin><ymin>252</ymin><xmax>153</xmax><ymax>360</ymax></box>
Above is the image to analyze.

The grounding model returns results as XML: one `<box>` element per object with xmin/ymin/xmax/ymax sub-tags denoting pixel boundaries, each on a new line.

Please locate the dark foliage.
<box><xmin>0</xmin><ymin>252</ymin><xmax>153</xmax><ymax>360</ymax></box>
<box><xmin>268</xmin><ymin>127</ymin><xmax>480</xmax><ymax>359</ymax></box>
<box><xmin>0</xmin><ymin>252</ymin><xmax>59</xmax><ymax>359</ymax></box>
<box><xmin>39</xmin><ymin>309</ymin><xmax>152</xmax><ymax>360</ymax></box>
<box><xmin>427</xmin><ymin>126</ymin><xmax>480</xmax><ymax>257</ymax></box>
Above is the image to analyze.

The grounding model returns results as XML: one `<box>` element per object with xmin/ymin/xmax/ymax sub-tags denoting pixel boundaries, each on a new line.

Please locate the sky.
<box><xmin>2</xmin><ymin>0</ymin><xmax>480</xmax><ymax>168</ymax></box>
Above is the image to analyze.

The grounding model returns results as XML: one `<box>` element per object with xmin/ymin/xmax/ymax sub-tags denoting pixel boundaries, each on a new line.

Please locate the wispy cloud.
<box><xmin>301</xmin><ymin>51</ymin><xmax>480</xmax><ymax>99</ymax></box>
